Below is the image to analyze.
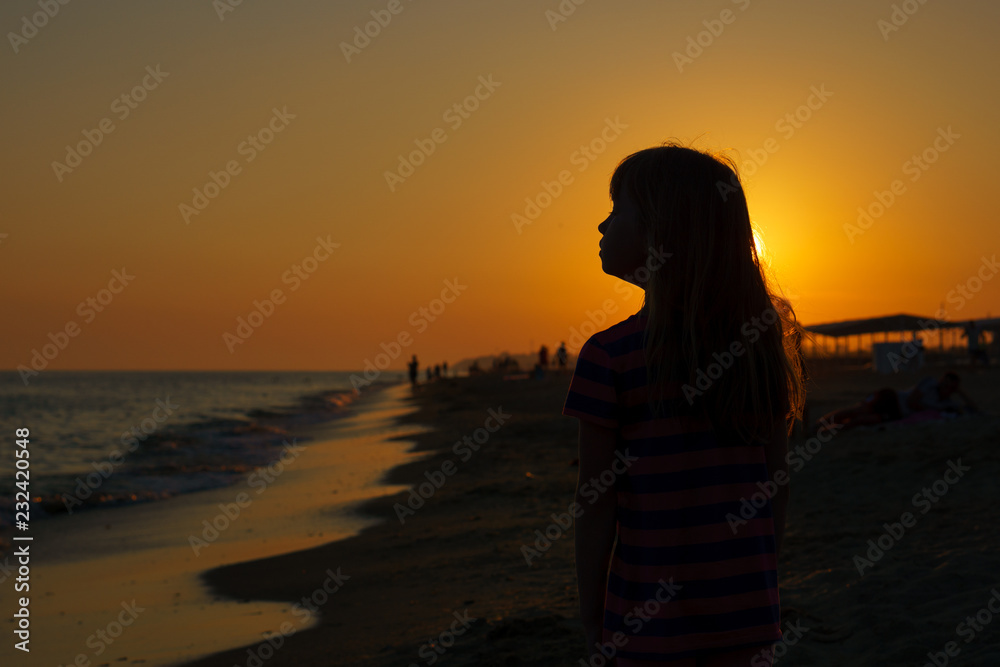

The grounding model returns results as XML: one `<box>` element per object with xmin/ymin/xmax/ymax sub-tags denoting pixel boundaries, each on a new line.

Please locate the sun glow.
<box><xmin>752</xmin><ymin>227</ymin><xmax>768</xmax><ymax>263</ymax></box>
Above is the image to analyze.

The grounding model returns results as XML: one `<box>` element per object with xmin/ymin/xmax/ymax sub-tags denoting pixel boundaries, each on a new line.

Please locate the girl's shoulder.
<box><xmin>583</xmin><ymin>311</ymin><xmax>647</xmax><ymax>361</ymax></box>
<box><xmin>594</xmin><ymin>310</ymin><xmax>646</xmax><ymax>343</ymax></box>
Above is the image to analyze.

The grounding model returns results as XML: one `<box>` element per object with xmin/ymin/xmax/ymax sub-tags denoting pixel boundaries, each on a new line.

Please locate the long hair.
<box><xmin>609</xmin><ymin>143</ymin><xmax>805</xmax><ymax>441</ymax></box>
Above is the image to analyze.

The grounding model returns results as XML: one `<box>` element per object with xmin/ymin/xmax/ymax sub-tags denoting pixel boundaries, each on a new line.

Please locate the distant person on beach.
<box><xmin>407</xmin><ymin>355</ymin><xmax>419</xmax><ymax>387</ymax></box>
<box><xmin>914</xmin><ymin>337</ymin><xmax>925</xmax><ymax>366</ymax></box>
<box><xmin>442</xmin><ymin>361</ymin><xmax>448</xmax><ymax>377</ymax></box>
<box><xmin>815</xmin><ymin>371</ymin><xmax>979</xmax><ymax>431</ymax></box>
<box><xmin>563</xmin><ymin>144</ymin><xmax>805</xmax><ymax>666</ymax></box>
<box><xmin>556</xmin><ymin>342</ymin><xmax>568</xmax><ymax>372</ymax></box>
<box><xmin>535</xmin><ymin>345</ymin><xmax>549</xmax><ymax>380</ymax></box>
<box><xmin>492</xmin><ymin>353</ymin><xmax>519</xmax><ymax>374</ymax></box>
<box><xmin>426</xmin><ymin>367</ymin><xmax>433</xmax><ymax>382</ymax></box>
<box><xmin>964</xmin><ymin>321</ymin><xmax>989</xmax><ymax>367</ymax></box>
<box><xmin>434</xmin><ymin>364</ymin><xmax>441</xmax><ymax>379</ymax></box>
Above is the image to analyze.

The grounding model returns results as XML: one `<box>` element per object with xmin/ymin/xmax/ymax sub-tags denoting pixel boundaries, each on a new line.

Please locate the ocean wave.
<box><xmin>0</xmin><ymin>376</ymin><xmax>399</xmax><ymax>537</ymax></box>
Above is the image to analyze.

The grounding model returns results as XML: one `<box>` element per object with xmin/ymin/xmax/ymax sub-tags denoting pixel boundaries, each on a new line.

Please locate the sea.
<box><xmin>0</xmin><ymin>370</ymin><xmax>405</xmax><ymax>538</ymax></box>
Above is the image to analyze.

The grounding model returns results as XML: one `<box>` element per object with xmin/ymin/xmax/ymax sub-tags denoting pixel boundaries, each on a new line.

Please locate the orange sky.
<box><xmin>2</xmin><ymin>0</ymin><xmax>998</xmax><ymax>371</ymax></box>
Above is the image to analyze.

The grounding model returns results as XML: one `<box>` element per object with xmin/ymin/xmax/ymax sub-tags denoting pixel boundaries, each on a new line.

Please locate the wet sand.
<box><xmin>0</xmin><ymin>383</ymin><xmax>430</xmax><ymax>666</ymax></box>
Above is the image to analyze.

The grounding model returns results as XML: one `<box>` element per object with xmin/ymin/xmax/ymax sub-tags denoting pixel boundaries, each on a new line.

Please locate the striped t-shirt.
<box><xmin>562</xmin><ymin>309</ymin><xmax>781</xmax><ymax>661</ymax></box>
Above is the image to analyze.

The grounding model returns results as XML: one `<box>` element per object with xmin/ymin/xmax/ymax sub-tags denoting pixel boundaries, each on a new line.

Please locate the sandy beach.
<box><xmin>156</xmin><ymin>361</ymin><xmax>1000</xmax><ymax>666</ymax></box>
<box><xmin>0</xmin><ymin>383</ymin><xmax>432</xmax><ymax>666</ymax></box>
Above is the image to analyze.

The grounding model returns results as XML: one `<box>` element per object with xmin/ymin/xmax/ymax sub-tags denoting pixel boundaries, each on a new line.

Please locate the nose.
<box><xmin>598</xmin><ymin>217</ymin><xmax>609</xmax><ymax>234</ymax></box>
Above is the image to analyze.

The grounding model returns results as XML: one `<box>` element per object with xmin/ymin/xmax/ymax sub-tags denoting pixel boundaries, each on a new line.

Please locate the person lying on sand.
<box><xmin>815</xmin><ymin>371</ymin><xmax>979</xmax><ymax>432</ymax></box>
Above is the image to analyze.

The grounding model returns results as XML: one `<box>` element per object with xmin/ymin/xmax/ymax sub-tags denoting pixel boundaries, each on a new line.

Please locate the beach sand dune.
<box><xmin>181</xmin><ymin>364</ymin><xmax>1000</xmax><ymax>666</ymax></box>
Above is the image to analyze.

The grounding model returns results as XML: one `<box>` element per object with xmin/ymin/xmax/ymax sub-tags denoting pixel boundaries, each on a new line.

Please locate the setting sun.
<box><xmin>752</xmin><ymin>226</ymin><xmax>768</xmax><ymax>263</ymax></box>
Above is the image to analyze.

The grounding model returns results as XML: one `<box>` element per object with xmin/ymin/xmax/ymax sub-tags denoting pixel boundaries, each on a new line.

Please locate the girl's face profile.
<box><xmin>598</xmin><ymin>191</ymin><xmax>648</xmax><ymax>286</ymax></box>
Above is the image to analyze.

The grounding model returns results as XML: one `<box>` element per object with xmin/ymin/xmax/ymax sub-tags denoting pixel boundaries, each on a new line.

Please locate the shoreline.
<box><xmin>0</xmin><ymin>373</ymin><xmax>402</xmax><ymax>553</ymax></box>
<box><xmin>0</xmin><ymin>381</ymin><xmax>429</xmax><ymax>666</ymax></box>
<box><xmin>181</xmin><ymin>371</ymin><xmax>590</xmax><ymax>666</ymax></box>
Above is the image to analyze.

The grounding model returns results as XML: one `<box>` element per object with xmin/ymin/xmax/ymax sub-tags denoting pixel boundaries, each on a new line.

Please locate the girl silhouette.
<box><xmin>563</xmin><ymin>143</ymin><xmax>805</xmax><ymax>666</ymax></box>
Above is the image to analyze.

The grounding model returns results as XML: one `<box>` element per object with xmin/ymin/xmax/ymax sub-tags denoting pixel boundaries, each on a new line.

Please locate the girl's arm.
<box><xmin>574</xmin><ymin>419</ymin><xmax>619</xmax><ymax>655</ymax></box>
<box><xmin>763</xmin><ymin>420</ymin><xmax>789</xmax><ymax>557</ymax></box>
